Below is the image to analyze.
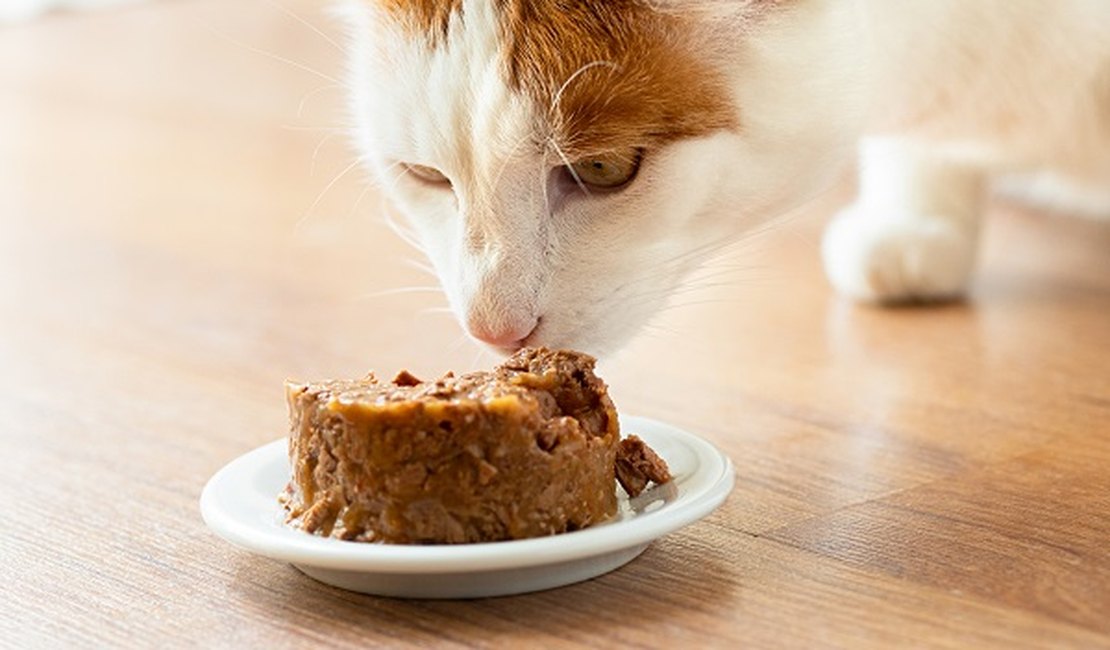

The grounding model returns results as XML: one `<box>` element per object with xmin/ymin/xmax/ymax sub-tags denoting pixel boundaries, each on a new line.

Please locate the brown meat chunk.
<box><xmin>281</xmin><ymin>347</ymin><xmax>621</xmax><ymax>544</ymax></box>
<box><xmin>615</xmin><ymin>435</ymin><xmax>672</xmax><ymax>497</ymax></box>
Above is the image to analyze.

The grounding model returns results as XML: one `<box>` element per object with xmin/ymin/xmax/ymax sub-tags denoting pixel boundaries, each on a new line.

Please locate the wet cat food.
<box><xmin>281</xmin><ymin>347</ymin><xmax>669</xmax><ymax>544</ymax></box>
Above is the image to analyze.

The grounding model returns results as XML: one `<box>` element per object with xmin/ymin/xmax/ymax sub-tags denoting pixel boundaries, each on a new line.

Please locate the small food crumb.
<box><xmin>392</xmin><ymin>370</ymin><xmax>422</xmax><ymax>387</ymax></box>
<box><xmin>615</xmin><ymin>435</ymin><xmax>672</xmax><ymax>497</ymax></box>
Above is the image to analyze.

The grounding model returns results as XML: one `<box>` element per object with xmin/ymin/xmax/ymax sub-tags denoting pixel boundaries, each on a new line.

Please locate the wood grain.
<box><xmin>1</xmin><ymin>1</ymin><xmax>1108</xmax><ymax>648</ymax></box>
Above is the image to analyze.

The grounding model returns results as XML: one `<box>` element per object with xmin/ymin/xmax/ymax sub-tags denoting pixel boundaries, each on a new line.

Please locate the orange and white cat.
<box><xmin>340</xmin><ymin>0</ymin><xmax>1110</xmax><ymax>355</ymax></box>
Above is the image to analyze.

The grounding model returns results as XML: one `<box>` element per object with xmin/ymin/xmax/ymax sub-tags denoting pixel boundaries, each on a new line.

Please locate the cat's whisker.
<box><xmin>279</xmin><ymin>124</ymin><xmax>344</xmax><ymax>139</ymax></box>
<box><xmin>616</xmin><ymin>287</ymin><xmax>668</xmax><ymax>311</ymax></box>
<box><xmin>618</xmin><ymin>262</ymin><xmax>787</xmax><ymax>316</ymax></box>
<box><xmin>656</xmin><ymin>207</ymin><xmax>802</xmax><ymax>271</ymax></box>
<box><xmin>693</xmin><ymin>257</ymin><xmax>765</xmax><ymax>270</ymax></box>
<box><xmin>641</xmin><ymin>322</ymin><xmax>683</xmax><ymax>339</ymax></box>
<box><xmin>684</xmin><ymin>270</ymin><xmax>753</xmax><ymax>286</ymax></box>
<box><xmin>281</xmin><ymin>124</ymin><xmax>348</xmax><ymax>133</ymax></box>
<box><xmin>624</xmin><ymin>262</ymin><xmax>765</xmax><ymax>303</ymax></box>
<box><xmin>606</xmin><ymin>254</ymin><xmax>729</xmax><ymax>307</ymax></box>
<box><xmin>470</xmin><ymin>345</ymin><xmax>493</xmax><ymax>371</ymax></box>
<box><xmin>670</xmin><ymin>280</ymin><xmax>748</xmax><ymax>295</ymax></box>
<box><xmin>548</xmin><ymin>60</ymin><xmax>617</xmax><ymax>117</ymax></box>
<box><xmin>378</xmin><ymin>162</ymin><xmax>414</xmax><ymax>195</ymax></box>
<box><xmin>353</xmin><ymin>286</ymin><xmax>444</xmax><ymax>302</ymax></box>
<box><xmin>380</xmin><ymin>199</ymin><xmax>428</xmax><ymax>255</ymax></box>
<box><xmin>616</xmin><ymin>260</ymin><xmax>749</xmax><ymax>308</ymax></box>
<box><xmin>203</xmin><ymin>24</ymin><xmax>342</xmax><ymax>85</ymax></box>
<box><xmin>549</xmin><ymin>139</ymin><xmax>589</xmax><ymax>195</ymax></box>
<box><xmin>309</xmin><ymin>132</ymin><xmax>340</xmax><ymax>177</ymax></box>
<box><xmin>402</xmin><ymin>257</ymin><xmax>437</xmax><ymax>278</ymax></box>
<box><xmin>684</xmin><ymin>265</ymin><xmax>762</xmax><ymax>285</ymax></box>
<box><xmin>446</xmin><ymin>333</ymin><xmax>474</xmax><ymax>357</ymax></box>
<box><xmin>297</xmin><ymin>84</ymin><xmax>341</xmax><ymax>120</ymax></box>
<box><xmin>295</xmin><ymin>157</ymin><xmax>365</xmax><ymax>232</ymax></box>
<box><xmin>657</xmin><ymin>237</ymin><xmax>767</xmax><ymax>281</ymax></box>
<box><xmin>658</xmin><ymin>297</ymin><xmax>747</xmax><ymax>314</ymax></box>
<box><xmin>364</xmin><ymin>160</ymin><xmax>413</xmax><ymax>199</ymax></box>
<box><xmin>645</xmin><ymin>231</ymin><xmax>752</xmax><ymax>273</ymax></box>
<box><xmin>345</xmin><ymin>180</ymin><xmax>376</xmax><ymax>219</ymax></box>
<box><xmin>666</xmin><ymin>266</ymin><xmax>790</xmax><ymax>301</ymax></box>
<box><xmin>419</xmin><ymin>306</ymin><xmax>454</xmax><ymax>316</ymax></box>
<box><xmin>726</xmin><ymin>207</ymin><xmax>810</xmax><ymax>252</ymax></box>
<box><xmin>537</xmin><ymin>157</ymin><xmax>552</xmax><ymax>219</ymax></box>
<box><xmin>638</xmin><ymin>319</ymin><xmax>724</xmax><ymax>362</ymax></box>
<box><xmin>262</xmin><ymin>0</ymin><xmax>346</xmax><ymax>54</ymax></box>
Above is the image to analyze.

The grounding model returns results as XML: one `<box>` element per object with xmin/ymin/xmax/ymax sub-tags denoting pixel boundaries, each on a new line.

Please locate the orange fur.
<box><xmin>376</xmin><ymin>0</ymin><xmax>463</xmax><ymax>42</ymax></box>
<box><xmin>373</xmin><ymin>0</ymin><xmax>738</xmax><ymax>158</ymax></box>
<box><xmin>496</xmin><ymin>0</ymin><xmax>737</xmax><ymax>158</ymax></box>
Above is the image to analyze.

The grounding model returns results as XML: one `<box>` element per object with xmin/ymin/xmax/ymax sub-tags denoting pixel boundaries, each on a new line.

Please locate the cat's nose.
<box><xmin>467</xmin><ymin>316</ymin><xmax>539</xmax><ymax>350</ymax></box>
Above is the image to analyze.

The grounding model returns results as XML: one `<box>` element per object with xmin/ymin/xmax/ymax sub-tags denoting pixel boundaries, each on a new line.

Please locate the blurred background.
<box><xmin>0</xmin><ymin>0</ymin><xmax>830</xmax><ymax>423</ymax></box>
<box><xmin>1</xmin><ymin>0</ymin><xmax>429</xmax><ymax>377</ymax></box>
<box><xmin>1</xmin><ymin>0</ymin><xmax>145</xmax><ymax>23</ymax></box>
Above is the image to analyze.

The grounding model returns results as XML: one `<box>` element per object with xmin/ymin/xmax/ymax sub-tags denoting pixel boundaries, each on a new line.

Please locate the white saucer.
<box><xmin>200</xmin><ymin>416</ymin><xmax>734</xmax><ymax>599</ymax></box>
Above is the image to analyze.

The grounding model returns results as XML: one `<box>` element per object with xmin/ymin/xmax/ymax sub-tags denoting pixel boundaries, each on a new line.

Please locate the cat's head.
<box><xmin>340</xmin><ymin>0</ymin><xmax>865</xmax><ymax>356</ymax></box>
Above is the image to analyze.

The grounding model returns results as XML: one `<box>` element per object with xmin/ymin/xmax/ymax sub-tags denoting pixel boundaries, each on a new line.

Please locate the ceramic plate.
<box><xmin>200</xmin><ymin>416</ymin><xmax>734</xmax><ymax>599</ymax></box>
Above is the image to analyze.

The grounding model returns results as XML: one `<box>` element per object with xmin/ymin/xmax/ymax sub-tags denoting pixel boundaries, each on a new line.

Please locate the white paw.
<box><xmin>822</xmin><ymin>205</ymin><xmax>978</xmax><ymax>303</ymax></box>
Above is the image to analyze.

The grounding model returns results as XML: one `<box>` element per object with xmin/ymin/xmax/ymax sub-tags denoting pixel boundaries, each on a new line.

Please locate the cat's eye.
<box><xmin>404</xmin><ymin>163</ymin><xmax>451</xmax><ymax>186</ymax></box>
<box><xmin>568</xmin><ymin>149</ymin><xmax>642</xmax><ymax>190</ymax></box>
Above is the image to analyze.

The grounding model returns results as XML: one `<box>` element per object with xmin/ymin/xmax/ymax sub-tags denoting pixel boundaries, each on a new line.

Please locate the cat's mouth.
<box><xmin>467</xmin><ymin>315</ymin><xmax>544</xmax><ymax>356</ymax></box>
<box><xmin>482</xmin><ymin>317</ymin><xmax>618</xmax><ymax>359</ymax></box>
<box><xmin>488</xmin><ymin>317</ymin><xmax>542</xmax><ymax>356</ymax></box>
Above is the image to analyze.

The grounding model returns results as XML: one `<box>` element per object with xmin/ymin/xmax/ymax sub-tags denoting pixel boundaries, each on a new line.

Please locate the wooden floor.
<box><xmin>2</xmin><ymin>1</ymin><xmax>1108</xmax><ymax>647</ymax></box>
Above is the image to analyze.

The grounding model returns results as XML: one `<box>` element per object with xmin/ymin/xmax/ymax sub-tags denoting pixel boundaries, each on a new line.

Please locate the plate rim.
<box><xmin>200</xmin><ymin>415</ymin><xmax>734</xmax><ymax>574</ymax></box>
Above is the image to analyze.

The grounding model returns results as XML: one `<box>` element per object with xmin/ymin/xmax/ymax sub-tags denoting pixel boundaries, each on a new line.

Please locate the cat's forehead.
<box><xmin>369</xmin><ymin>0</ymin><xmax>738</xmax><ymax>157</ymax></box>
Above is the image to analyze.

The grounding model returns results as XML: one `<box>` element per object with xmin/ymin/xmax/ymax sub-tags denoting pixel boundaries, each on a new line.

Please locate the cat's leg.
<box><xmin>995</xmin><ymin>171</ymin><xmax>1110</xmax><ymax>220</ymax></box>
<box><xmin>822</xmin><ymin>138</ymin><xmax>987</xmax><ymax>302</ymax></box>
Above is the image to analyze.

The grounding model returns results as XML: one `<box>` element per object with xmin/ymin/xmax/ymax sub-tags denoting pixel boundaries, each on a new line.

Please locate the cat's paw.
<box><xmin>821</xmin><ymin>205</ymin><xmax>978</xmax><ymax>303</ymax></box>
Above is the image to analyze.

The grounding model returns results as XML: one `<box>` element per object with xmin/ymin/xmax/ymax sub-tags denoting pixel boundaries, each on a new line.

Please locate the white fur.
<box><xmin>344</xmin><ymin>0</ymin><xmax>550</xmax><ymax>347</ymax></box>
<box><xmin>823</xmin><ymin>137</ymin><xmax>986</xmax><ymax>302</ymax></box>
<box><xmin>996</xmin><ymin>172</ymin><xmax>1110</xmax><ymax>220</ymax></box>
<box><xmin>341</xmin><ymin>0</ymin><xmax>1110</xmax><ymax>353</ymax></box>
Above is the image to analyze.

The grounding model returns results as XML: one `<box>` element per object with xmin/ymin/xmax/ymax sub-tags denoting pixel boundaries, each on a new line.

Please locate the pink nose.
<box><xmin>467</xmin><ymin>317</ymin><xmax>538</xmax><ymax>349</ymax></box>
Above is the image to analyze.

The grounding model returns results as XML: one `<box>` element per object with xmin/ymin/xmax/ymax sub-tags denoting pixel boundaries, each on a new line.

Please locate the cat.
<box><xmin>338</xmin><ymin>0</ymin><xmax>1110</xmax><ymax>356</ymax></box>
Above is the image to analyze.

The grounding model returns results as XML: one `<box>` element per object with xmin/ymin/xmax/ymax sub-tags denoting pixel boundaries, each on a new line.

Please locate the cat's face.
<box><xmin>341</xmin><ymin>0</ymin><xmax>864</xmax><ymax>356</ymax></box>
